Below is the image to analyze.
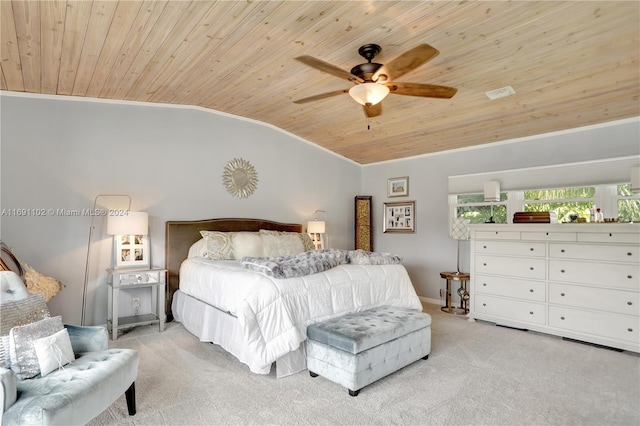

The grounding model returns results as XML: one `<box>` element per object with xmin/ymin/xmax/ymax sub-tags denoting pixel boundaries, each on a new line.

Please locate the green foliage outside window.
<box><xmin>524</xmin><ymin>187</ymin><xmax>594</xmax><ymax>223</ymax></box>
<box><xmin>618</xmin><ymin>184</ymin><xmax>640</xmax><ymax>222</ymax></box>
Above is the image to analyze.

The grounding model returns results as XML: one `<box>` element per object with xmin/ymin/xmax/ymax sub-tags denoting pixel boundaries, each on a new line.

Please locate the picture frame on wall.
<box><xmin>383</xmin><ymin>201</ymin><xmax>415</xmax><ymax>233</ymax></box>
<box><xmin>387</xmin><ymin>176</ymin><xmax>409</xmax><ymax>197</ymax></box>
<box><xmin>114</xmin><ymin>234</ymin><xmax>150</xmax><ymax>269</ymax></box>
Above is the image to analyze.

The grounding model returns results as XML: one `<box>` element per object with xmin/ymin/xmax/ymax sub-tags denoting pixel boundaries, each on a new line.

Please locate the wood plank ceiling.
<box><xmin>1</xmin><ymin>1</ymin><xmax>638</xmax><ymax>164</ymax></box>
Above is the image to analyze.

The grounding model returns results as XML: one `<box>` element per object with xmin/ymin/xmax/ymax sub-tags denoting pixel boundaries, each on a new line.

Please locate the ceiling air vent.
<box><xmin>485</xmin><ymin>86</ymin><xmax>516</xmax><ymax>100</ymax></box>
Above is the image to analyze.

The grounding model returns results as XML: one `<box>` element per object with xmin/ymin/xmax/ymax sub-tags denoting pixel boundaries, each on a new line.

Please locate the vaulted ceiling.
<box><xmin>1</xmin><ymin>1</ymin><xmax>638</xmax><ymax>164</ymax></box>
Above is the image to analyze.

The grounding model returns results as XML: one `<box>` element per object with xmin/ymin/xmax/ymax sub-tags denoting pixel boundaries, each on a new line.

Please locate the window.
<box><xmin>523</xmin><ymin>187</ymin><xmax>595</xmax><ymax>223</ymax></box>
<box><xmin>451</xmin><ymin>183</ymin><xmax>639</xmax><ymax>223</ymax></box>
<box><xmin>452</xmin><ymin>193</ymin><xmax>508</xmax><ymax>224</ymax></box>
<box><xmin>618</xmin><ymin>183</ymin><xmax>640</xmax><ymax>223</ymax></box>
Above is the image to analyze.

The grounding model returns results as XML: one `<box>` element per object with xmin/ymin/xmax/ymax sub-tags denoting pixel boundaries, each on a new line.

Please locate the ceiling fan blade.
<box><xmin>295</xmin><ymin>56</ymin><xmax>363</xmax><ymax>83</ymax></box>
<box><xmin>363</xmin><ymin>102</ymin><xmax>382</xmax><ymax>118</ymax></box>
<box><xmin>373</xmin><ymin>44</ymin><xmax>439</xmax><ymax>82</ymax></box>
<box><xmin>387</xmin><ymin>82</ymin><xmax>457</xmax><ymax>99</ymax></box>
<box><xmin>293</xmin><ymin>89</ymin><xmax>349</xmax><ymax>104</ymax></box>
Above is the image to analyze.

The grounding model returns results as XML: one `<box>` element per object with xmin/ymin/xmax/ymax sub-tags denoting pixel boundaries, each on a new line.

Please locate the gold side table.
<box><xmin>440</xmin><ymin>272</ymin><xmax>470</xmax><ymax>315</ymax></box>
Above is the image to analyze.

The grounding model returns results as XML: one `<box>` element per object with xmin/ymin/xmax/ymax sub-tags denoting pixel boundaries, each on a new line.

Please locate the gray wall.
<box><xmin>2</xmin><ymin>92</ymin><xmax>638</xmax><ymax>324</ymax></box>
<box><xmin>361</xmin><ymin>119</ymin><xmax>640</xmax><ymax>302</ymax></box>
<box><xmin>0</xmin><ymin>94</ymin><xmax>360</xmax><ymax>325</ymax></box>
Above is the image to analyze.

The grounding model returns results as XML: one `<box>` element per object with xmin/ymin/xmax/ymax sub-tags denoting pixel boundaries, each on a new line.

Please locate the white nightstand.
<box><xmin>106</xmin><ymin>267</ymin><xmax>166</xmax><ymax>340</ymax></box>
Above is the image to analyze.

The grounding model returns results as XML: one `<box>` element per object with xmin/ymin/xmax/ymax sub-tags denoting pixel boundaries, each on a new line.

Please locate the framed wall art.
<box><xmin>114</xmin><ymin>234</ymin><xmax>150</xmax><ymax>269</ymax></box>
<box><xmin>383</xmin><ymin>201</ymin><xmax>415</xmax><ymax>233</ymax></box>
<box><xmin>387</xmin><ymin>176</ymin><xmax>409</xmax><ymax>197</ymax></box>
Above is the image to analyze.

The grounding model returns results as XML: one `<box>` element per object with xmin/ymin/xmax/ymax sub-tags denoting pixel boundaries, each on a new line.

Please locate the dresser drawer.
<box><xmin>549</xmin><ymin>282</ymin><xmax>640</xmax><ymax>316</ymax></box>
<box><xmin>476</xmin><ymin>255</ymin><xmax>546</xmax><ymax>279</ymax></box>
<box><xmin>475</xmin><ymin>294</ymin><xmax>546</xmax><ymax>325</ymax></box>
<box><xmin>521</xmin><ymin>231</ymin><xmax>577</xmax><ymax>242</ymax></box>
<box><xmin>548</xmin><ymin>259</ymin><xmax>640</xmax><ymax>290</ymax></box>
<box><xmin>549</xmin><ymin>243</ymin><xmax>639</xmax><ymax>263</ymax></box>
<box><xmin>474</xmin><ymin>230</ymin><xmax>520</xmax><ymax>240</ymax></box>
<box><xmin>549</xmin><ymin>306</ymin><xmax>640</xmax><ymax>344</ymax></box>
<box><xmin>475</xmin><ymin>274</ymin><xmax>546</xmax><ymax>302</ymax></box>
<box><xmin>475</xmin><ymin>241</ymin><xmax>545</xmax><ymax>257</ymax></box>
<box><xmin>577</xmin><ymin>232</ymin><xmax>640</xmax><ymax>244</ymax></box>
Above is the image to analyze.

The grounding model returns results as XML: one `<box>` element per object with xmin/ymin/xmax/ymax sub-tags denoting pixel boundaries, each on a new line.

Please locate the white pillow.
<box><xmin>187</xmin><ymin>238</ymin><xmax>208</xmax><ymax>258</ymax></box>
<box><xmin>33</xmin><ymin>328</ymin><xmax>75</xmax><ymax>376</ymax></box>
<box><xmin>259</xmin><ymin>230</ymin><xmax>304</xmax><ymax>257</ymax></box>
<box><xmin>232</xmin><ymin>232</ymin><xmax>263</xmax><ymax>259</ymax></box>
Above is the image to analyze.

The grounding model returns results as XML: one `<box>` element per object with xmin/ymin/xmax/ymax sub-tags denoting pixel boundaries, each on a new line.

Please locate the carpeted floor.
<box><xmin>90</xmin><ymin>302</ymin><xmax>640</xmax><ymax>426</ymax></box>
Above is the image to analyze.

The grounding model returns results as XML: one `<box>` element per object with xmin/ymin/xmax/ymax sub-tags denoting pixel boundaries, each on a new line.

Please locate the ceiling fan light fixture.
<box><xmin>349</xmin><ymin>83</ymin><xmax>390</xmax><ymax>106</ymax></box>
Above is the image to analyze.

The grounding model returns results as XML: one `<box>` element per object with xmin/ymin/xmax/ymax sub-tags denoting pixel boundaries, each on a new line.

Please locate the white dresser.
<box><xmin>468</xmin><ymin>223</ymin><xmax>640</xmax><ymax>352</ymax></box>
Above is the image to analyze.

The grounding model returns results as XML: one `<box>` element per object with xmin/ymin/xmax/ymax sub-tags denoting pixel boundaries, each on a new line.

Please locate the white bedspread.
<box><xmin>178</xmin><ymin>257</ymin><xmax>422</xmax><ymax>374</ymax></box>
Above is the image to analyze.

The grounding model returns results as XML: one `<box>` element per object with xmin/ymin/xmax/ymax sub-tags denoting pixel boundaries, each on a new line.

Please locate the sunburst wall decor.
<box><xmin>222</xmin><ymin>158</ymin><xmax>258</xmax><ymax>198</ymax></box>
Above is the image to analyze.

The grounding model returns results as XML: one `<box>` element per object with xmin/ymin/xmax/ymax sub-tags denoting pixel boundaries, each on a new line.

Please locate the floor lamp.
<box><xmin>450</xmin><ymin>217</ymin><xmax>470</xmax><ymax>274</ymax></box>
<box><xmin>81</xmin><ymin>194</ymin><xmax>131</xmax><ymax>326</ymax></box>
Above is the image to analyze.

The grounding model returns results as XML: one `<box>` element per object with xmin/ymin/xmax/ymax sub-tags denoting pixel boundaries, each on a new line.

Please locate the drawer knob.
<box><xmin>483</xmin><ymin>283</ymin><xmax>487</xmax><ymax>286</ymax></box>
<box><xmin>628</xmin><ymin>252</ymin><xmax>633</xmax><ymax>256</ymax></box>
<box><xmin>530</xmin><ymin>248</ymin><xmax>534</xmax><ymax>251</ymax></box>
<box><xmin>529</xmin><ymin>289</ymin><xmax>534</xmax><ymax>293</ymax></box>
<box><xmin>561</xmin><ymin>293</ymin><xmax>565</xmax><ymax>297</ymax></box>
<box><xmin>628</xmin><ymin>301</ymin><xmax>633</xmax><ymax>306</ymax></box>
<box><xmin>561</xmin><ymin>249</ymin><xmax>565</xmax><ymax>253</ymax></box>
<box><xmin>629</xmin><ymin>328</ymin><xmax>634</xmax><ymax>332</ymax></box>
<box><xmin>483</xmin><ymin>245</ymin><xmax>487</xmax><ymax>249</ymax></box>
<box><xmin>529</xmin><ymin>311</ymin><xmax>534</xmax><ymax>315</ymax></box>
<box><xmin>530</xmin><ymin>267</ymin><xmax>534</xmax><ymax>270</ymax></box>
<box><xmin>483</xmin><ymin>303</ymin><xmax>487</xmax><ymax>307</ymax></box>
<box><xmin>561</xmin><ymin>269</ymin><xmax>566</xmax><ymax>273</ymax></box>
<box><xmin>561</xmin><ymin>316</ymin><xmax>565</xmax><ymax>320</ymax></box>
<box><xmin>483</xmin><ymin>263</ymin><xmax>487</xmax><ymax>266</ymax></box>
<box><xmin>628</xmin><ymin>275</ymin><xmax>633</xmax><ymax>279</ymax></box>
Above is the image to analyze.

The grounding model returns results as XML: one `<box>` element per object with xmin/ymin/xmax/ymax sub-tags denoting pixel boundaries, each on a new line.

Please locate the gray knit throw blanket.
<box><xmin>242</xmin><ymin>249</ymin><xmax>402</xmax><ymax>279</ymax></box>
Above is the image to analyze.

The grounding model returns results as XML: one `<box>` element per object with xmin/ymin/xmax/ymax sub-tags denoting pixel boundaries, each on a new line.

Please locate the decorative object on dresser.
<box><xmin>222</xmin><ymin>158</ymin><xmax>258</xmax><ymax>198</ymax></box>
<box><xmin>483</xmin><ymin>181</ymin><xmax>500</xmax><ymax>223</ymax></box>
<box><xmin>387</xmin><ymin>176</ymin><xmax>409</xmax><ymax>197</ymax></box>
<box><xmin>355</xmin><ymin>196</ymin><xmax>373</xmax><ymax>251</ymax></box>
<box><xmin>383</xmin><ymin>201</ymin><xmax>415</xmax><ymax>233</ymax></box>
<box><xmin>307</xmin><ymin>209</ymin><xmax>327</xmax><ymax>249</ymax></box>
<box><xmin>513</xmin><ymin>211</ymin><xmax>558</xmax><ymax>223</ymax></box>
<box><xmin>468</xmin><ymin>223</ymin><xmax>640</xmax><ymax>352</ymax></box>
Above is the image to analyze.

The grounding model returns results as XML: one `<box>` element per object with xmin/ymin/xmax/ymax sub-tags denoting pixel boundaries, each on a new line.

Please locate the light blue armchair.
<box><xmin>1</xmin><ymin>271</ymin><xmax>139</xmax><ymax>425</ymax></box>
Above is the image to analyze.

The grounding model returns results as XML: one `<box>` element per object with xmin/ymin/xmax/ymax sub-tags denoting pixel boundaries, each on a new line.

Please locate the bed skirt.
<box><xmin>171</xmin><ymin>290</ymin><xmax>306</xmax><ymax>377</ymax></box>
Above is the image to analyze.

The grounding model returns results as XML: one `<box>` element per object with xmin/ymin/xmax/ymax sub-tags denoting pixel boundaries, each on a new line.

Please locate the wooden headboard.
<box><xmin>164</xmin><ymin>218</ymin><xmax>302</xmax><ymax>319</ymax></box>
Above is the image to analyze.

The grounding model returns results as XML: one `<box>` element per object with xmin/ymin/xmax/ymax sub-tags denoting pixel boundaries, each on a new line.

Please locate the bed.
<box><xmin>165</xmin><ymin>218</ymin><xmax>423</xmax><ymax>377</ymax></box>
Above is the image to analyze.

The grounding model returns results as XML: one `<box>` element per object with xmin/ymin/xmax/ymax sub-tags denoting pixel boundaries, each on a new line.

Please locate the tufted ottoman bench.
<box><xmin>306</xmin><ymin>306</ymin><xmax>431</xmax><ymax>396</ymax></box>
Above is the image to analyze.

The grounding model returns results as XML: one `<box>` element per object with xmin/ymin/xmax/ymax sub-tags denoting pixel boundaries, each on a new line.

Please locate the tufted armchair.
<box><xmin>1</xmin><ymin>271</ymin><xmax>139</xmax><ymax>425</ymax></box>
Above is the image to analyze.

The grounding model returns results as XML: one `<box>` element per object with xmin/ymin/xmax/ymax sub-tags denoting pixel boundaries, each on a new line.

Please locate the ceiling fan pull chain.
<box><xmin>367</xmin><ymin>117</ymin><xmax>370</xmax><ymax>130</ymax></box>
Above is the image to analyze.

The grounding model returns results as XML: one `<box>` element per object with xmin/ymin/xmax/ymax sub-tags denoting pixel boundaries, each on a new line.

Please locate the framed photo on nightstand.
<box><xmin>114</xmin><ymin>234</ymin><xmax>150</xmax><ymax>269</ymax></box>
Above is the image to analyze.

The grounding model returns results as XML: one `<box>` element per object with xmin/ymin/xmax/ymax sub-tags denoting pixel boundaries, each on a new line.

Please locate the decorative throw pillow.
<box><xmin>199</xmin><ymin>231</ymin><xmax>235</xmax><ymax>260</ymax></box>
<box><xmin>0</xmin><ymin>294</ymin><xmax>50</xmax><ymax>336</ymax></box>
<box><xmin>232</xmin><ymin>232</ymin><xmax>264</xmax><ymax>259</ymax></box>
<box><xmin>9</xmin><ymin>316</ymin><xmax>63</xmax><ymax>380</ymax></box>
<box><xmin>21</xmin><ymin>262</ymin><xmax>63</xmax><ymax>302</ymax></box>
<box><xmin>187</xmin><ymin>238</ymin><xmax>208</xmax><ymax>258</ymax></box>
<box><xmin>33</xmin><ymin>328</ymin><xmax>75</xmax><ymax>376</ymax></box>
<box><xmin>259</xmin><ymin>230</ymin><xmax>305</xmax><ymax>257</ymax></box>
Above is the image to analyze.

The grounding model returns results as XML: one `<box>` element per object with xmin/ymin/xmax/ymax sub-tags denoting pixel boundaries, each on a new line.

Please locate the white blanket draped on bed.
<box><xmin>176</xmin><ymin>257</ymin><xmax>423</xmax><ymax>376</ymax></box>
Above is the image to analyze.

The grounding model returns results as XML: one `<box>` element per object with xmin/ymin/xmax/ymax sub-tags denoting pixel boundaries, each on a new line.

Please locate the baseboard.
<box><xmin>419</xmin><ymin>296</ymin><xmax>441</xmax><ymax>306</ymax></box>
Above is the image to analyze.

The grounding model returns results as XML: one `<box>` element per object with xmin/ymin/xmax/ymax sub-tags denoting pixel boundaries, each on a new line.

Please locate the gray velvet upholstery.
<box><xmin>0</xmin><ymin>271</ymin><xmax>139</xmax><ymax>425</ymax></box>
<box><xmin>306</xmin><ymin>306</ymin><xmax>431</xmax><ymax>396</ymax></box>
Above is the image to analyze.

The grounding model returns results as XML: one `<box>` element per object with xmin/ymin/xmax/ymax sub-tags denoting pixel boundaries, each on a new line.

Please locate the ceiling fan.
<box><xmin>293</xmin><ymin>43</ymin><xmax>457</xmax><ymax>118</ymax></box>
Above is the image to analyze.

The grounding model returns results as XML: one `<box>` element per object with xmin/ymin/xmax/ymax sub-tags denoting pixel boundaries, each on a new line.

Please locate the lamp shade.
<box><xmin>348</xmin><ymin>83</ymin><xmax>390</xmax><ymax>106</ymax></box>
<box><xmin>107</xmin><ymin>211</ymin><xmax>148</xmax><ymax>235</ymax></box>
<box><xmin>484</xmin><ymin>181</ymin><xmax>501</xmax><ymax>202</ymax></box>
<box><xmin>632</xmin><ymin>166</ymin><xmax>640</xmax><ymax>193</ymax></box>
<box><xmin>450</xmin><ymin>218</ymin><xmax>470</xmax><ymax>240</ymax></box>
<box><xmin>307</xmin><ymin>220</ymin><xmax>326</xmax><ymax>234</ymax></box>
